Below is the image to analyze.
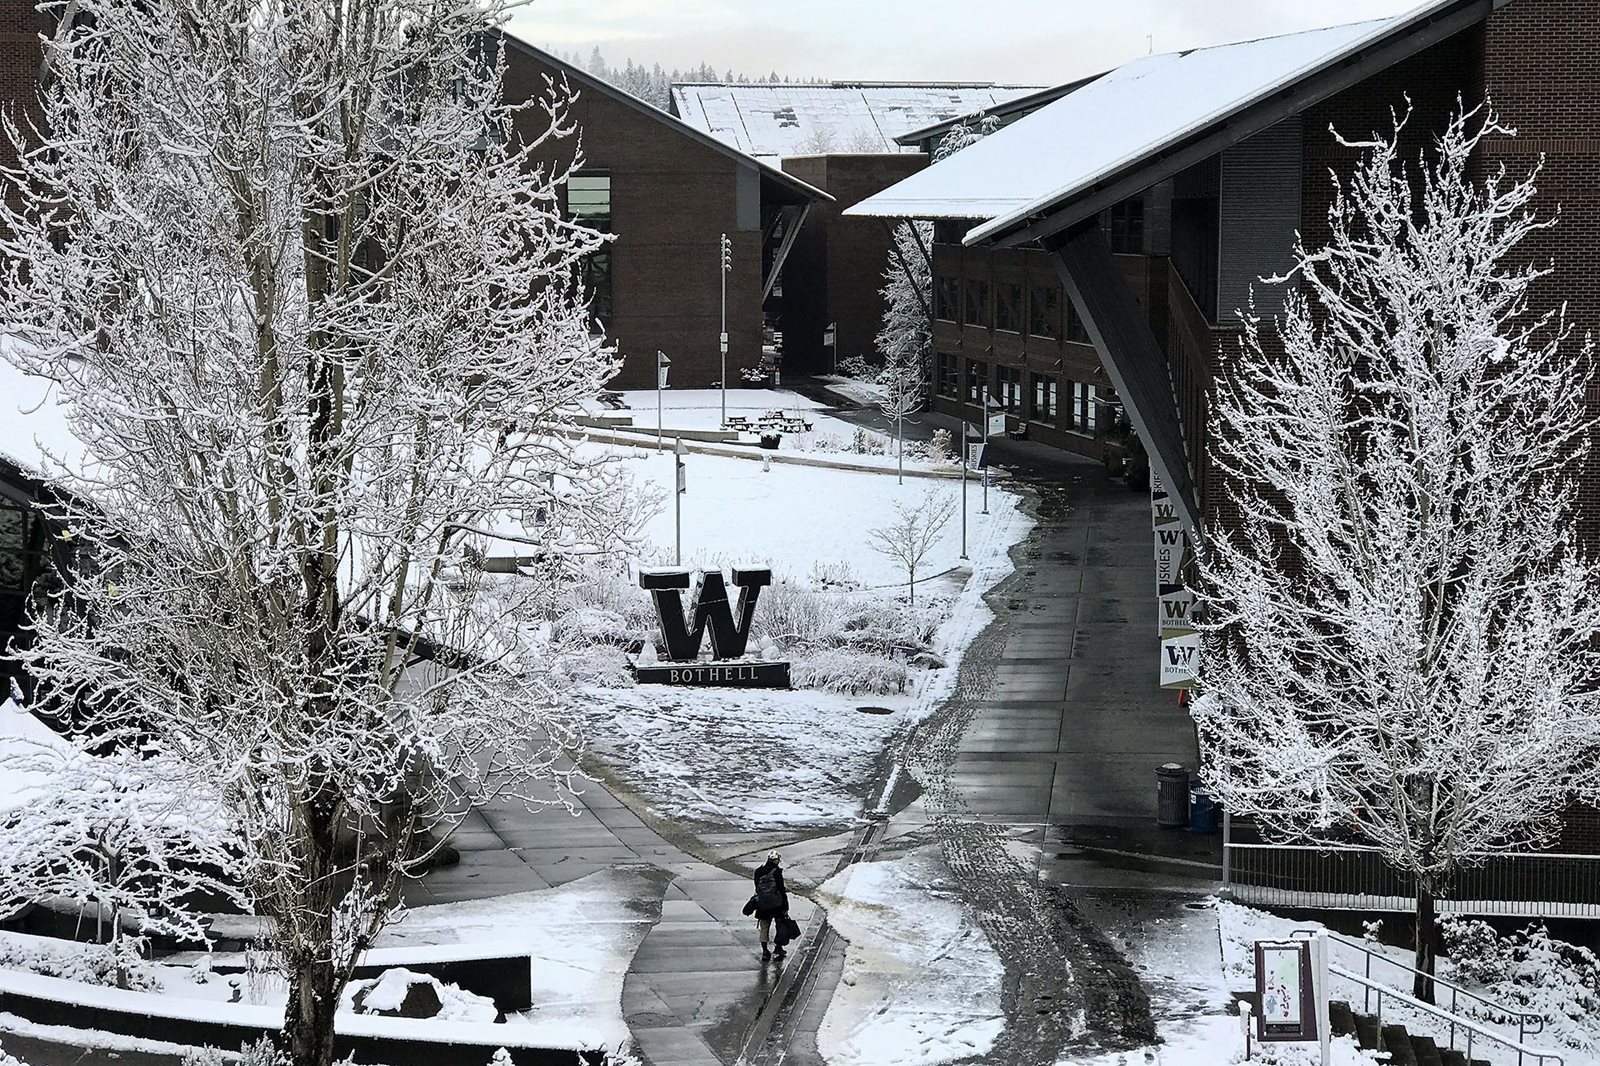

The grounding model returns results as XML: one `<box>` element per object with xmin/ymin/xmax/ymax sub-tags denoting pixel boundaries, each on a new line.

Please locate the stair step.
<box><xmin>1354</xmin><ymin>1013</ymin><xmax>1382</xmax><ymax>1050</ymax></box>
<box><xmin>1437</xmin><ymin>1049</ymin><xmax>1469</xmax><ymax>1066</ymax></box>
<box><xmin>1328</xmin><ymin>1000</ymin><xmax>1358</xmax><ymax>1039</ymax></box>
<box><xmin>1410</xmin><ymin>1034</ymin><xmax>1444</xmax><ymax>1066</ymax></box>
<box><xmin>1382</xmin><ymin>1024</ymin><xmax>1419</xmax><ymax>1066</ymax></box>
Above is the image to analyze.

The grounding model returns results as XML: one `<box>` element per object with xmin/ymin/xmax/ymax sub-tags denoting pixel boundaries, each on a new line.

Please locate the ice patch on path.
<box><xmin>578</xmin><ymin>686</ymin><xmax>901</xmax><ymax>829</ymax></box>
<box><xmin>377</xmin><ymin>867</ymin><xmax>663</xmax><ymax>1048</ymax></box>
<box><xmin>1061</xmin><ymin>1025</ymin><xmax>1380</xmax><ymax>1065</ymax></box>
<box><xmin>818</xmin><ymin>849</ymin><xmax>1005</xmax><ymax>1066</ymax></box>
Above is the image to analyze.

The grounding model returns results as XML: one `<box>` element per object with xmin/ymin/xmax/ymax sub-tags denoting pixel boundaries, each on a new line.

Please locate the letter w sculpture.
<box><xmin>639</xmin><ymin>567</ymin><xmax>772</xmax><ymax>662</ymax></box>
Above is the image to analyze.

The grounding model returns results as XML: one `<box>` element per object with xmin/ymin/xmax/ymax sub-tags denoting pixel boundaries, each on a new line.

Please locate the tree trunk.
<box><xmin>896</xmin><ymin>420</ymin><xmax>904</xmax><ymax>485</ymax></box>
<box><xmin>284</xmin><ymin>956</ymin><xmax>341</xmax><ymax>1066</ymax></box>
<box><xmin>1412</xmin><ymin>883</ymin><xmax>1437</xmax><ymax>1003</ymax></box>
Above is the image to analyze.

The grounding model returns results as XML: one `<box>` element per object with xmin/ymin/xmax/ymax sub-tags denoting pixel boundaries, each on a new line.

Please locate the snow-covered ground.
<box><xmin>622</xmin><ymin>446</ymin><xmax>1000</xmax><ymax>587</ymax></box>
<box><xmin>572</xmin><ymin>440</ymin><xmax>1031</xmax><ymax>832</ymax></box>
<box><xmin>818</xmin><ymin>849</ymin><xmax>1006</xmax><ymax>1066</ymax></box>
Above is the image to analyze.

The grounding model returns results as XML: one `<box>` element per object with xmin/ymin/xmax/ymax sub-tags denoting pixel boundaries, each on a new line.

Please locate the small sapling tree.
<box><xmin>869</xmin><ymin>492</ymin><xmax>956</xmax><ymax>605</ymax></box>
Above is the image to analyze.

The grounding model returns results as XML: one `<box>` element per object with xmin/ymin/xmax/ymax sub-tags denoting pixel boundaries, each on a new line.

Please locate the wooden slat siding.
<box><xmin>1049</xmin><ymin>222</ymin><xmax>1200</xmax><ymax>532</ymax></box>
<box><xmin>1217</xmin><ymin>118</ymin><xmax>1303</xmax><ymax>325</ymax></box>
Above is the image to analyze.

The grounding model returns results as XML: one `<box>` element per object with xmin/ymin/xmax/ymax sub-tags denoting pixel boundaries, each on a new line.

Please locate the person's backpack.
<box><xmin>754</xmin><ymin>867</ymin><xmax>783</xmax><ymax>911</ymax></box>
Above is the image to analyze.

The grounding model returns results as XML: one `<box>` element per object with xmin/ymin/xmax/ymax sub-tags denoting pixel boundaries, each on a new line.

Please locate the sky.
<box><xmin>506</xmin><ymin>0</ymin><xmax>1426</xmax><ymax>86</ymax></box>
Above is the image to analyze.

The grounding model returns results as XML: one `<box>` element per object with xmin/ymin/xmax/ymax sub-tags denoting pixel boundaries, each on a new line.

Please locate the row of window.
<box><xmin>935</xmin><ymin>278</ymin><xmax>1091</xmax><ymax>343</ymax></box>
<box><xmin>934</xmin><ymin>354</ymin><xmax>1101</xmax><ymax>433</ymax></box>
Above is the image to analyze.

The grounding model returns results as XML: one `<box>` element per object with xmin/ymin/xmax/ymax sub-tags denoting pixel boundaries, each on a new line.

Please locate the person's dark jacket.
<box><xmin>752</xmin><ymin>859</ymin><xmax>788</xmax><ymax>919</ymax></box>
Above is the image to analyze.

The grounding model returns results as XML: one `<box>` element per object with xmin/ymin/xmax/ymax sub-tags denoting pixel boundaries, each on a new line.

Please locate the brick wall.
<box><xmin>0</xmin><ymin>8</ymin><xmax>50</xmax><ymax>223</ymax></box>
<box><xmin>501</xmin><ymin>44</ymin><xmax>769</xmax><ymax>390</ymax></box>
<box><xmin>780</xmin><ymin>153</ymin><xmax>926</xmax><ymax>374</ymax></box>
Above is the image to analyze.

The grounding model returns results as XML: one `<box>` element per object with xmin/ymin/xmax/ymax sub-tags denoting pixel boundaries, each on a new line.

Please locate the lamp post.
<box><xmin>719</xmin><ymin>233</ymin><xmax>731</xmax><ymax>427</ymax></box>
<box><xmin>960</xmin><ymin>421</ymin><xmax>971</xmax><ymax>560</ymax></box>
<box><xmin>656</xmin><ymin>350</ymin><xmax>671</xmax><ymax>452</ymax></box>
<box><xmin>674</xmin><ymin>437</ymin><xmax>687</xmax><ymax>565</ymax></box>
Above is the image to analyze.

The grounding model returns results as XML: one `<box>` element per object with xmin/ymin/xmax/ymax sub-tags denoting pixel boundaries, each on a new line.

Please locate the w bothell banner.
<box><xmin>1153</xmin><ymin>471</ymin><xmax>1197</xmax><ymax>690</ymax></box>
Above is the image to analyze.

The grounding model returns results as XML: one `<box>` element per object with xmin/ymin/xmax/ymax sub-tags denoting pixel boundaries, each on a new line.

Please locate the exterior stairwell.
<box><xmin>1328</xmin><ymin>999</ymin><xmax>1491</xmax><ymax>1066</ymax></box>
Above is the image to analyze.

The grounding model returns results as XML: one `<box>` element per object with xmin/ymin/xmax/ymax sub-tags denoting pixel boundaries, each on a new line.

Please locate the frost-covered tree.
<box><xmin>0</xmin><ymin>2</ymin><xmax>634</xmax><ymax>1065</ymax></box>
<box><xmin>1192</xmin><ymin>106</ymin><xmax>1600</xmax><ymax>999</ymax></box>
<box><xmin>868</xmin><ymin>491</ymin><xmax>955</xmax><ymax>605</ymax></box>
<box><xmin>877</xmin><ymin>326</ymin><xmax>927</xmax><ymax>486</ymax></box>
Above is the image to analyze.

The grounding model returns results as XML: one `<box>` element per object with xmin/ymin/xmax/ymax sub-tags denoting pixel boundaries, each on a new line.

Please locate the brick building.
<box><xmin>498</xmin><ymin>39</ymin><xmax>831</xmax><ymax>390</ymax></box>
<box><xmin>849</xmin><ymin>0</ymin><xmax>1600</xmax><ymax>884</ymax></box>
<box><xmin>671</xmin><ymin>83</ymin><xmax>1039</xmax><ymax>374</ymax></box>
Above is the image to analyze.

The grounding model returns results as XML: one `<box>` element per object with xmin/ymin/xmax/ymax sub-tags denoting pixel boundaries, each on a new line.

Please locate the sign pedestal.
<box><xmin>632</xmin><ymin>660</ymin><xmax>791</xmax><ymax>689</ymax></box>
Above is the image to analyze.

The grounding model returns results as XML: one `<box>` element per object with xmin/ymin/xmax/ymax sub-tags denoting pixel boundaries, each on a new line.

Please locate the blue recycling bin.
<box><xmin>1189</xmin><ymin>785</ymin><xmax>1221</xmax><ymax>834</ymax></box>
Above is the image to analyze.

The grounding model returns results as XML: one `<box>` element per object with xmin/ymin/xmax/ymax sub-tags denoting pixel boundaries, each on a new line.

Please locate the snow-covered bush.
<box><xmin>553</xmin><ymin>606</ymin><xmax>636</xmax><ymax>649</ymax></box>
<box><xmin>0</xmin><ymin>934</ymin><xmax>159</xmax><ymax>992</ymax></box>
<box><xmin>850</xmin><ymin>427</ymin><xmax>888</xmax><ymax>456</ymax></box>
<box><xmin>555</xmin><ymin>644</ymin><xmax>635</xmax><ymax>688</ymax></box>
<box><xmin>754</xmin><ymin>582</ymin><xmax>849</xmax><ymax>648</ymax></box>
<box><xmin>838</xmin><ymin>355</ymin><xmax>874</xmax><ymax>380</ymax></box>
<box><xmin>833</xmin><ymin>597</ymin><xmax>946</xmax><ymax>656</ymax></box>
<box><xmin>181</xmin><ymin>1038</ymin><xmax>286</xmax><ymax>1066</ymax></box>
<box><xmin>792</xmin><ymin>649</ymin><xmax>909</xmax><ymax>695</ymax></box>
<box><xmin>907</xmin><ymin>428</ymin><xmax>955</xmax><ymax>466</ymax></box>
<box><xmin>809</xmin><ymin>561</ymin><xmax>859</xmax><ymax>589</ymax></box>
<box><xmin>1440</xmin><ymin>918</ymin><xmax>1600</xmax><ymax>1049</ymax></box>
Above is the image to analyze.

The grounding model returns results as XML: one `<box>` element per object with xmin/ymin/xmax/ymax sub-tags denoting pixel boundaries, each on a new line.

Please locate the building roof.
<box><xmin>890</xmin><ymin>76</ymin><xmax>1102</xmax><ymax>149</ymax></box>
<box><xmin>669</xmin><ymin>83</ymin><xmax>1043</xmax><ymax>159</ymax></box>
<box><xmin>844</xmin><ymin>0</ymin><xmax>1504</xmax><ymax>242</ymax></box>
<box><xmin>495</xmin><ymin>34</ymin><xmax>834</xmax><ymax>206</ymax></box>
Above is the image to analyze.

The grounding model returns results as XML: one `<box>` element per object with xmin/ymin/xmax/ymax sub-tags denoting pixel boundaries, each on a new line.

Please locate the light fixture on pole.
<box><xmin>719</xmin><ymin>233</ymin><xmax>732</xmax><ymax>427</ymax></box>
<box><xmin>656</xmin><ymin>350</ymin><xmax>671</xmax><ymax>452</ymax></box>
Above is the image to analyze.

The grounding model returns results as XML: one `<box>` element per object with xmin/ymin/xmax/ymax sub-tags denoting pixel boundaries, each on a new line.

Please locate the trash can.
<box><xmin>1189</xmin><ymin>784</ymin><xmax>1221</xmax><ymax>834</ymax></box>
<box><xmin>1156</xmin><ymin>763</ymin><xmax>1189</xmax><ymax>829</ymax></box>
<box><xmin>759</xmin><ymin>431</ymin><xmax>782</xmax><ymax>450</ymax></box>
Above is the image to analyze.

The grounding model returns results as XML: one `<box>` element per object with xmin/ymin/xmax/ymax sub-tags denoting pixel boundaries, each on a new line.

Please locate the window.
<box><xmin>567</xmin><ymin>172</ymin><xmax>611</xmax><ymax>233</ymax></box>
<box><xmin>994</xmin><ymin>283</ymin><xmax>1023</xmax><ymax>333</ymax></box>
<box><xmin>965</xmin><ymin>359</ymin><xmax>987</xmax><ymax>404</ymax></box>
<box><xmin>583</xmin><ymin>252</ymin><xmax>613</xmax><ymax>327</ymax></box>
<box><xmin>935</xmin><ymin>276</ymin><xmax>959</xmax><ymax>322</ymax></box>
<box><xmin>936</xmin><ymin>352</ymin><xmax>960</xmax><ymax>398</ymax></box>
<box><xmin>1068</xmin><ymin>381</ymin><xmax>1101</xmax><ymax>434</ymax></box>
<box><xmin>1028</xmin><ymin>285</ymin><xmax>1058</xmax><ymax>339</ymax></box>
<box><xmin>568</xmin><ymin>172</ymin><xmax>613</xmax><ymax>326</ymax></box>
<box><xmin>1066</xmin><ymin>299</ymin><xmax>1091</xmax><ymax>344</ymax></box>
<box><xmin>963</xmin><ymin>279</ymin><xmax>990</xmax><ymax>328</ymax></box>
<box><xmin>1108</xmin><ymin>197</ymin><xmax>1145</xmax><ymax>253</ymax></box>
<box><xmin>0</xmin><ymin>503</ymin><xmax>44</xmax><ymax>657</ymax></box>
<box><xmin>995</xmin><ymin>365</ymin><xmax>1022</xmax><ymax>413</ymax></box>
<box><xmin>1031</xmin><ymin>374</ymin><xmax>1057</xmax><ymax>424</ymax></box>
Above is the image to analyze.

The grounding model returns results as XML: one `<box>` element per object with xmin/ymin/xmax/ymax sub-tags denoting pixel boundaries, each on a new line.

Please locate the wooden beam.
<box><xmin>1048</xmin><ymin>223</ymin><xmax>1200</xmax><ymax>534</ymax></box>
<box><xmin>991</xmin><ymin>0</ymin><xmax>1492</xmax><ymax>249</ymax></box>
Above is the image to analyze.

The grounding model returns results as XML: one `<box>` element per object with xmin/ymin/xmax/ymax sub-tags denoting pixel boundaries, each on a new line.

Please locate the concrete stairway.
<box><xmin>1329</xmin><ymin>999</ymin><xmax>1490</xmax><ymax>1066</ymax></box>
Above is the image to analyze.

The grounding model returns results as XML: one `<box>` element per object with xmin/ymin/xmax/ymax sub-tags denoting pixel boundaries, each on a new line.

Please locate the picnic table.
<box><xmin>754</xmin><ymin>410</ymin><xmax>812</xmax><ymax>433</ymax></box>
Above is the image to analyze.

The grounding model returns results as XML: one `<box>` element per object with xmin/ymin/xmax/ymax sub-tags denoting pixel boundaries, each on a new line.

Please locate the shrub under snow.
<box><xmin>1440</xmin><ymin>918</ymin><xmax>1600</xmax><ymax>1050</ymax></box>
<box><xmin>791</xmin><ymin>648</ymin><xmax>909</xmax><ymax>695</ymax></box>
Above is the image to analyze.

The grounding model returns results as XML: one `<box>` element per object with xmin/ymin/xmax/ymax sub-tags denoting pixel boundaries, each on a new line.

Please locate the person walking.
<box><xmin>751</xmin><ymin>850</ymin><xmax>789</xmax><ymax>961</ymax></box>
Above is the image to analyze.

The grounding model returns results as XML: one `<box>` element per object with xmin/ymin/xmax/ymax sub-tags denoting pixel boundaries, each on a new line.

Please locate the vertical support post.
<box><xmin>981</xmin><ymin>386</ymin><xmax>991</xmax><ymax>516</ymax></box>
<box><xmin>1312</xmin><ymin>934</ymin><xmax>1331</xmax><ymax>1066</ymax></box>
<box><xmin>674</xmin><ymin>438</ymin><xmax>684</xmax><ymax>566</ymax></box>
<box><xmin>720</xmin><ymin>233</ymin><xmax>730</xmax><ymax>427</ymax></box>
<box><xmin>1222</xmin><ymin>809</ymin><xmax>1233</xmax><ymax>890</ymax></box>
<box><xmin>960</xmin><ymin>425</ymin><xmax>969</xmax><ymax>560</ymax></box>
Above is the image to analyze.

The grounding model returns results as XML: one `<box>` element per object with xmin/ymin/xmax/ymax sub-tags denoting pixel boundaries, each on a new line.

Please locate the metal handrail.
<box><xmin>1294</xmin><ymin>928</ymin><xmax>1545</xmax><ymax>1042</ymax></box>
<box><xmin>1330</xmin><ymin>963</ymin><xmax>1564</xmax><ymax>1066</ymax></box>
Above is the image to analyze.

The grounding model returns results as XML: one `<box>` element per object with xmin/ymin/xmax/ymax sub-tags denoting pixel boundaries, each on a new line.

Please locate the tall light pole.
<box><xmin>674</xmin><ymin>437</ymin><xmax>687</xmax><ymax>565</ymax></box>
<box><xmin>656</xmin><ymin>350</ymin><xmax>671</xmax><ymax>452</ymax></box>
<box><xmin>719</xmin><ymin>233</ymin><xmax>731</xmax><ymax>426</ymax></box>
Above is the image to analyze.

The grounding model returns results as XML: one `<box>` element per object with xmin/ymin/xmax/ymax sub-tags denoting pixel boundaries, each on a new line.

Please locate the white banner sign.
<box><xmin>1158</xmin><ymin>587</ymin><xmax>1195</xmax><ymax>633</ymax></box>
<box><xmin>1160</xmin><ymin>630</ymin><xmax>1200</xmax><ymax>690</ymax></box>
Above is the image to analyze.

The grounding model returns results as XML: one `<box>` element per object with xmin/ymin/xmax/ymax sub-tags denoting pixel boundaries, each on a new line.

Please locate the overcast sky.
<box><xmin>506</xmin><ymin>0</ymin><xmax>1426</xmax><ymax>85</ymax></box>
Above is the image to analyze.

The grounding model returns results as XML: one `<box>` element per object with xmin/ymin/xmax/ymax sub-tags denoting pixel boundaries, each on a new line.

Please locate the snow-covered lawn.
<box><xmin>578</xmin><ymin>687</ymin><xmax>901</xmax><ymax>829</ymax></box>
<box><xmin>621</xmin><ymin>445</ymin><xmax>1014</xmax><ymax>589</ymax></box>
<box><xmin>817</xmin><ymin>849</ymin><xmax>1005</xmax><ymax>1066</ymax></box>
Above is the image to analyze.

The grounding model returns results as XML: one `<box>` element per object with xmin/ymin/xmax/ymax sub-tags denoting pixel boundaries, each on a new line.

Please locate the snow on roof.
<box><xmin>670</xmin><ymin>83</ymin><xmax>1043</xmax><ymax>159</ymax></box>
<box><xmin>843</xmin><ymin>2</ymin><xmax>1452</xmax><ymax>234</ymax></box>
